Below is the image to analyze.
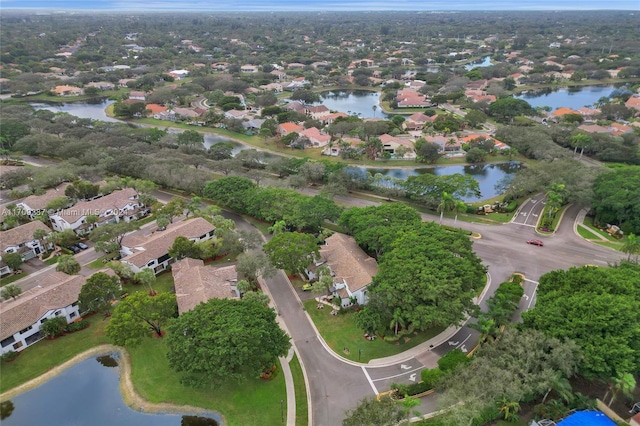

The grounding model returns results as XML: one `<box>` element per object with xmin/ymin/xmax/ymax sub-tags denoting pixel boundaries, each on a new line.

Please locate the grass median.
<box><xmin>290</xmin><ymin>353</ymin><xmax>308</xmax><ymax>426</ymax></box>
<box><xmin>304</xmin><ymin>299</ymin><xmax>444</xmax><ymax>363</ymax></box>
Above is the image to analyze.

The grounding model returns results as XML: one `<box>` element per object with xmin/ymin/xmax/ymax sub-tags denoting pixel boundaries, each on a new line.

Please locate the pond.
<box><xmin>514</xmin><ymin>85</ymin><xmax>617</xmax><ymax>111</ymax></box>
<box><xmin>317</xmin><ymin>90</ymin><xmax>388</xmax><ymax>119</ymax></box>
<box><xmin>0</xmin><ymin>354</ymin><xmax>221</xmax><ymax>426</ymax></box>
<box><xmin>464</xmin><ymin>56</ymin><xmax>492</xmax><ymax>71</ymax></box>
<box><xmin>347</xmin><ymin>162</ymin><xmax>520</xmax><ymax>202</ymax></box>
<box><xmin>30</xmin><ymin>99</ymin><xmax>121</xmax><ymax>122</ymax></box>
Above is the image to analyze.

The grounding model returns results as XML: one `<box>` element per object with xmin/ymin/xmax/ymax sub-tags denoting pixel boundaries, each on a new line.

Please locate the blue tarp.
<box><xmin>556</xmin><ymin>411</ymin><xmax>617</xmax><ymax>426</ymax></box>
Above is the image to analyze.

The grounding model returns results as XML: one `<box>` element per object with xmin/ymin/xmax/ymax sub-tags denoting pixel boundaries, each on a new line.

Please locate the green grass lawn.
<box><xmin>127</xmin><ymin>337</ymin><xmax>286</xmax><ymax>426</ymax></box>
<box><xmin>290</xmin><ymin>353</ymin><xmax>308</xmax><ymax>426</ymax></box>
<box><xmin>0</xmin><ymin>272</ymin><xmax>27</xmax><ymax>287</ymax></box>
<box><xmin>0</xmin><ymin>316</ymin><xmax>111</xmax><ymax>393</ymax></box>
<box><xmin>303</xmin><ymin>299</ymin><xmax>444</xmax><ymax>363</ymax></box>
<box><xmin>582</xmin><ymin>216</ymin><xmax>623</xmax><ymax>243</ymax></box>
<box><xmin>577</xmin><ymin>224</ymin><xmax>601</xmax><ymax>240</ymax></box>
<box><xmin>87</xmin><ymin>254</ymin><xmax>120</xmax><ymax>269</ymax></box>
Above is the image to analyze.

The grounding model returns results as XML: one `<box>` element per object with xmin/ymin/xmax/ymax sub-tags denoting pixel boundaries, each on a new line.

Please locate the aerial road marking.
<box><xmin>448</xmin><ymin>340</ymin><xmax>460</xmax><ymax>346</ymax></box>
<box><xmin>371</xmin><ymin>366</ymin><xmax>424</xmax><ymax>382</ymax></box>
<box><xmin>525</xmin><ymin>279</ymin><xmax>540</xmax><ymax>309</ymax></box>
<box><xmin>409</xmin><ymin>373</ymin><xmax>417</xmax><ymax>382</ymax></box>
<box><xmin>522</xmin><ymin>294</ymin><xmax>529</xmax><ymax>301</ymax></box>
<box><xmin>362</xmin><ymin>366</ymin><xmax>379</xmax><ymax>395</ymax></box>
<box><xmin>400</xmin><ymin>364</ymin><xmax>412</xmax><ymax>370</ymax></box>
<box><xmin>456</xmin><ymin>334</ymin><xmax>471</xmax><ymax>350</ymax></box>
<box><xmin>460</xmin><ymin>345</ymin><xmax>468</xmax><ymax>353</ymax></box>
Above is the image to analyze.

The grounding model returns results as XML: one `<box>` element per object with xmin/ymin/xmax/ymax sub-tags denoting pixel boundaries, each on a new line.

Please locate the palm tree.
<box><xmin>542</xmin><ymin>373</ymin><xmax>573</xmax><ymax>403</ymax></box>
<box><xmin>621</xmin><ymin>233</ymin><xmax>640</xmax><ymax>262</ymax></box>
<box><xmin>372</xmin><ymin>104</ymin><xmax>377</xmax><ymax>118</ymax></box>
<box><xmin>498</xmin><ymin>398</ymin><xmax>520</xmax><ymax>422</ymax></box>
<box><xmin>437</xmin><ymin>192</ymin><xmax>456</xmax><ymax>224</ymax></box>
<box><xmin>571</xmin><ymin>134</ymin><xmax>593</xmax><ymax>158</ymax></box>
<box><xmin>390</xmin><ymin>308</ymin><xmax>405</xmax><ymax>336</ymax></box>
<box><xmin>453</xmin><ymin>200</ymin><xmax>467</xmax><ymax>226</ymax></box>
<box><xmin>606</xmin><ymin>372</ymin><xmax>636</xmax><ymax>407</ymax></box>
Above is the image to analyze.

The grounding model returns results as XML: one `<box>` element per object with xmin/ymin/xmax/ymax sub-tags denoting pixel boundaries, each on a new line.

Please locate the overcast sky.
<box><xmin>1</xmin><ymin>0</ymin><xmax>638</xmax><ymax>11</ymax></box>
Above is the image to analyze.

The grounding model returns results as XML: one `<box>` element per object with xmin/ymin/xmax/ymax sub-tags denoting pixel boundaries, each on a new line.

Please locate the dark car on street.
<box><xmin>526</xmin><ymin>239</ymin><xmax>544</xmax><ymax>247</ymax></box>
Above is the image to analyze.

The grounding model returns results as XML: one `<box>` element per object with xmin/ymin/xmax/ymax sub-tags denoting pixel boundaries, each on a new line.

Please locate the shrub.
<box><xmin>65</xmin><ymin>319</ymin><xmax>89</xmax><ymax>333</ymax></box>
<box><xmin>437</xmin><ymin>349</ymin><xmax>470</xmax><ymax>372</ymax></box>
<box><xmin>420</xmin><ymin>368</ymin><xmax>445</xmax><ymax>388</ymax></box>
<box><xmin>510</xmin><ymin>274</ymin><xmax>524</xmax><ymax>285</ymax></box>
<box><xmin>40</xmin><ymin>317</ymin><xmax>68</xmax><ymax>338</ymax></box>
<box><xmin>1</xmin><ymin>351</ymin><xmax>19</xmax><ymax>362</ymax></box>
<box><xmin>504</xmin><ymin>201</ymin><xmax>518</xmax><ymax>212</ymax></box>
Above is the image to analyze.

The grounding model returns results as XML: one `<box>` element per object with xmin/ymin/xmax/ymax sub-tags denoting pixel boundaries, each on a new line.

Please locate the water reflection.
<box><xmin>96</xmin><ymin>354</ymin><xmax>119</xmax><ymax>367</ymax></box>
<box><xmin>2</xmin><ymin>355</ymin><xmax>221</xmax><ymax>426</ymax></box>
<box><xmin>318</xmin><ymin>90</ymin><xmax>388</xmax><ymax>119</ymax></box>
<box><xmin>30</xmin><ymin>99</ymin><xmax>120</xmax><ymax>122</ymax></box>
<box><xmin>514</xmin><ymin>85</ymin><xmax>616</xmax><ymax>110</ymax></box>
<box><xmin>464</xmin><ymin>56</ymin><xmax>492</xmax><ymax>70</ymax></box>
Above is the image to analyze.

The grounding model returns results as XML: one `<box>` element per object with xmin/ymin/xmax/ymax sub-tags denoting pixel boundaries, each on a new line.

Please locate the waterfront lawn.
<box><xmin>128</xmin><ymin>337</ymin><xmax>286</xmax><ymax>426</ymax></box>
<box><xmin>0</xmin><ymin>316</ymin><xmax>110</xmax><ymax>393</ymax></box>
<box><xmin>303</xmin><ymin>299</ymin><xmax>444</xmax><ymax>363</ymax></box>
<box><xmin>290</xmin><ymin>353</ymin><xmax>308</xmax><ymax>426</ymax></box>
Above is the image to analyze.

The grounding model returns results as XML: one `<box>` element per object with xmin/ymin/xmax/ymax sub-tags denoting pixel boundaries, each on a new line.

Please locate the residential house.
<box><xmin>172</xmin><ymin>107</ymin><xmax>201</xmax><ymax>120</ymax></box>
<box><xmin>287</xmin><ymin>63</ymin><xmax>306</xmax><ymax>69</ymax></box>
<box><xmin>300</xmin><ymin>127</ymin><xmax>331</xmax><ymax>147</ymax></box>
<box><xmin>285</xmin><ymin>78</ymin><xmax>308</xmax><ymax>91</ymax></box>
<box><xmin>154</xmin><ymin>110</ymin><xmax>176</xmax><ymax>121</ymax></box>
<box><xmin>277</xmin><ymin>122</ymin><xmax>304</xmax><ymax>137</ymax></box>
<box><xmin>283</xmin><ymin>101</ymin><xmax>307</xmax><ymax>115</ymax></box>
<box><xmin>306</xmin><ymin>105</ymin><xmax>331</xmax><ymax>120</ymax></box>
<box><xmin>320</xmin><ymin>112</ymin><xmax>349</xmax><ymax>125</ymax></box>
<box><xmin>307</xmin><ymin>233</ymin><xmax>377</xmax><ymax>307</ymax></box>
<box><xmin>168</xmin><ymin>69</ymin><xmax>189</xmax><ymax>80</ymax></box>
<box><xmin>379</xmin><ymin>134</ymin><xmax>416</xmax><ymax>159</ymax></box>
<box><xmin>270</xmin><ymin>70</ymin><xmax>287</xmax><ymax>80</ymax></box>
<box><xmin>242</xmin><ymin>118</ymin><xmax>265</xmax><ymax>133</ymax></box>
<box><xmin>128</xmin><ymin>91</ymin><xmax>146</xmax><ymax>101</ymax></box>
<box><xmin>120</xmin><ymin>218</ymin><xmax>215</xmax><ymax>275</ymax></box>
<box><xmin>577</xmin><ymin>107</ymin><xmax>601</xmax><ymax>122</ymax></box>
<box><xmin>322</xmin><ymin>137</ymin><xmax>360</xmax><ymax>157</ymax></box>
<box><xmin>16</xmin><ymin>183</ymin><xmax>71</xmax><ymax>219</ymax></box>
<box><xmin>86</xmin><ymin>81</ymin><xmax>115</xmax><ymax>91</ymax></box>
<box><xmin>404</xmin><ymin>112</ymin><xmax>436</xmax><ymax>131</ymax></box>
<box><xmin>224</xmin><ymin>109</ymin><xmax>249</xmax><ymax>120</ymax></box>
<box><xmin>145</xmin><ymin>104</ymin><xmax>167</xmax><ymax>115</ymax></box>
<box><xmin>53</xmin><ymin>85</ymin><xmax>83</xmax><ymax>96</ymax></box>
<box><xmin>625</xmin><ymin>95</ymin><xmax>640</xmax><ymax>113</ymax></box>
<box><xmin>260</xmin><ymin>82</ymin><xmax>283</xmax><ymax>93</ymax></box>
<box><xmin>48</xmin><ymin>188</ymin><xmax>141</xmax><ymax>233</ymax></box>
<box><xmin>0</xmin><ymin>221</ymin><xmax>53</xmax><ymax>275</ymax></box>
<box><xmin>172</xmin><ymin>258</ymin><xmax>239</xmax><ymax>315</ymax></box>
<box><xmin>240</xmin><ymin>65</ymin><xmax>259</xmax><ymax>73</ymax></box>
<box><xmin>0</xmin><ymin>270</ymin><xmax>107</xmax><ymax>354</ymax></box>
<box><xmin>552</xmin><ymin>107</ymin><xmax>581</xmax><ymax>118</ymax></box>
<box><xmin>212</xmin><ymin>62</ymin><xmax>230</xmax><ymax>72</ymax></box>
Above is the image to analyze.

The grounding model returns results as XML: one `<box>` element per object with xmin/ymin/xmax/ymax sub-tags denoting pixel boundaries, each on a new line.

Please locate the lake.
<box><xmin>30</xmin><ymin>99</ymin><xmax>120</xmax><ymax>122</ymax></box>
<box><xmin>347</xmin><ymin>162</ymin><xmax>520</xmax><ymax>202</ymax></box>
<box><xmin>0</xmin><ymin>354</ymin><xmax>221</xmax><ymax>426</ymax></box>
<box><xmin>465</xmin><ymin>56</ymin><xmax>492</xmax><ymax>70</ymax></box>
<box><xmin>317</xmin><ymin>90</ymin><xmax>388</xmax><ymax>119</ymax></box>
<box><xmin>514</xmin><ymin>85</ymin><xmax>616</xmax><ymax>111</ymax></box>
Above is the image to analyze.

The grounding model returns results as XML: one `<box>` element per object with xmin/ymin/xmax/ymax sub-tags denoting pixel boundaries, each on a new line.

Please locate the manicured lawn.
<box><xmin>290</xmin><ymin>353</ymin><xmax>308</xmax><ymax>426</ymax></box>
<box><xmin>44</xmin><ymin>256</ymin><xmax>59</xmax><ymax>265</ymax></box>
<box><xmin>304</xmin><ymin>299</ymin><xmax>444</xmax><ymax>363</ymax></box>
<box><xmin>0</xmin><ymin>273</ymin><xmax>27</xmax><ymax>287</ymax></box>
<box><xmin>87</xmin><ymin>254</ymin><xmax>120</xmax><ymax>269</ymax></box>
<box><xmin>583</xmin><ymin>216</ymin><xmax>623</xmax><ymax>243</ymax></box>
<box><xmin>128</xmin><ymin>337</ymin><xmax>286</xmax><ymax>426</ymax></box>
<box><xmin>577</xmin><ymin>224</ymin><xmax>600</xmax><ymax>240</ymax></box>
<box><xmin>0</xmin><ymin>316</ymin><xmax>111</xmax><ymax>393</ymax></box>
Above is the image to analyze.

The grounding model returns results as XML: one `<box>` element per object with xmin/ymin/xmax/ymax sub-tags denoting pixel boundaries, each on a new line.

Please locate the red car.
<box><xmin>527</xmin><ymin>239</ymin><xmax>544</xmax><ymax>246</ymax></box>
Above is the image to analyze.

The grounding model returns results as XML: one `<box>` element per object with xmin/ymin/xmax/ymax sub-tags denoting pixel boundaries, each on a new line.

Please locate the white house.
<box><xmin>307</xmin><ymin>233</ymin><xmax>378</xmax><ymax>307</ymax></box>
<box><xmin>172</xmin><ymin>258</ymin><xmax>239</xmax><ymax>315</ymax></box>
<box><xmin>120</xmin><ymin>218</ymin><xmax>215</xmax><ymax>275</ymax></box>
<box><xmin>48</xmin><ymin>188</ymin><xmax>142</xmax><ymax>234</ymax></box>
<box><xmin>0</xmin><ymin>271</ymin><xmax>87</xmax><ymax>354</ymax></box>
<box><xmin>0</xmin><ymin>221</ymin><xmax>53</xmax><ymax>275</ymax></box>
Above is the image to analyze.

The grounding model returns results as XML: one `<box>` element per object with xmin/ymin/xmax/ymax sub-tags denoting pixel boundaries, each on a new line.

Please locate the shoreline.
<box><xmin>0</xmin><ymin>344</ymin><xmax>226</xmax><ymax>425</ymax></box>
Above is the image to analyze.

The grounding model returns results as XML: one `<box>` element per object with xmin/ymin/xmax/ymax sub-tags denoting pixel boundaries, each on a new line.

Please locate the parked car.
<box><xmin>302</xmin><ymin>283</ymin><xmax>313</xmax><ymax>291</ymax></box>
<box><xmin>526</xmin><ymin>239</ymin><xmax>544</xmax><ymax>247</ymax></box>
<box><xmin>76</xmin><ymin>242</ymin><xmax>89</xmax><ymax>250</ymax></box>
<box><xmin>67</xmin><ymin>245</ymin><xmax>81</xmax><ymax>254</ymax></box>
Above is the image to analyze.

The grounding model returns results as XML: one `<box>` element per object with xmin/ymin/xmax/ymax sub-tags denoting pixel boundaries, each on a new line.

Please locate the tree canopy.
<box><xmin>365</xmin><ymin>222</ymin><xmax>486</xmax><ymax>331</ymax></box>
<box><xmin>78</xmin><ymin>272</ymin><xmax>121</xmax><ymax>313</ymax></box>
<box><xmin>263</xmin><ymin>232</ymin><xmax>320</xmax><ymax>275</ymax></box>
<box><xmin>522</xmin><ymin>263</ymin><xmax>640</xmax><ymax>379</ymax></box>
<box><xmin>166</xmin><ymin>298</ymin><xmax>290</xmax><ymax>386</ymax></box>
<box><xmin>591</xmin><ymin>167</ymin><xmax>640</xmax><ymax>235</ymax></box>
<box><xmin>105</xmin><ymin>291</ymin><xmax>177</xmax><ymax>346</ymax></box>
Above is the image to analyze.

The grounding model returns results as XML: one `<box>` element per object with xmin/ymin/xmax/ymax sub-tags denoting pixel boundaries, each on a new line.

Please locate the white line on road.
<box><xmin>525</xmin><ymin>279</ymin><xmax>540</xmax><ymax>310</ymax></box>
<box><xmin>456</xmin><ymin>334</ymin><xmax>471</xmax><ymax>350</ymax></box>
<box><xmin>362</xmin><ymin>366</ymin><xmax>379</xmax><ymax>395</ymax></box>
<box><xmin>371</xmin><ymin>366</ymin><xmax>423</xmax><ymax>382</ymax></box>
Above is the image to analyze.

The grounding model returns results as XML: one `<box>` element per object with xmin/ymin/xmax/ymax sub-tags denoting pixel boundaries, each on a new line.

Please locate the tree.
<box><xmin>202</xmin><ymin>177</ymin><xmax>256</xmax><ymax>213</ymax></box>
<box><xmin>437</xmin><ymin>191</ymin><xmax>456</xmax><ymax>224</ymax></box>
<box><xmin>78</xmin><ymin>272</ymin><xmax>121</xmax><ymax>313</ymax></box>
<box><xmin>415</xmin><ymin>139</ymin><xmax>442</xmax><ymax>164</ymax></box>
<box><xmin>592</xmin><ymin>168</ymin><xmax>640</xmax><ymax>235</ymax></box>
<box><xmin>236</xmin><ymin>252</ymin><xmax>277</xmax><ymax>287</ymax></box>
<box><xmin>1</xmin><ymin>284</ymin><xmax>22</xmax><ymax>301</ymax></box>
<box><xmin>105</xmin><ymin>291</ymin><xmax>177</xmax><ymax>346</ymax></box>
<box><xmin>89</xmin><ymin>221</ymin><xmax>140</xmax><ymax>253</ymax></box>
<box><xmin>439</xmin><ymin>328</ymin><xmax>580</xmax><ymax>426</ymax></box>
<box><xmin>621</xmin><ymin>233</ymin><xmax>640</xmax><ymax>262</ymax></box>
<box><xmin>156</xmin><ymin>215</ymin><xmax>170</xmax><ymax>231</ymax></box>
<box><xmin>108</xmin><ymin>261</ymin><xmax>135</xmax><ymax>282</ymax></box>
<box><xmin>342</xmin><ymin>396</ymin><xmax>408</xmax><ymax>426</ymax></box>
<box><xmin>166</xmin><ymin>298</ymin><xmax>290</xmax><ymax>386</ymax></box>
<box><xmin>134</xmin><ymin>268</ymin><xmax>157</xmax><ymax>295</ymax></box>
<box><xmin>155</xmin><ymin>197</ymin><xmax>187</xmax><ymax>223</ymax></box>
<box><xmin>2</xmin><ymin>252</ymin><xmax>23</xmax><ymax>273</ymax></box>
<box><xmin>56</xmin><ymin>255</ymin><xmax>81</xmax><ymax>275</ymax></box>
<box><xmin>570</xmin><ymin>133</ymin><xmax>592</xmax><ymax>158</ymax></box>
<box><xmin>465</xmin><ymin>147</ymin><xmax>487</xmax><ymax>163</ymax></box>
<box><xmin>522</xmin><ymin>263</ymin><xmax>640</xmax><ymax>378</ymax></box>
<box><xmin>606</xmin><ymin>373</ymin><xmax>636</xmax><ymax>407</ymax></box>
<box><xmin>177</xmin><ymin>129</ymin><xmax>204</xmax><ymax>146</ymax></box>
<box><xmin>366</xmin><ymin>222</ymin><xmax>486</xmax><ymax>331</ymax></box>
<box><xmin>390</xmin><ymin>308</ymin><xmax>405</xmax><ymax>336</ymax></box>
<box><xmin>186</xmin><ymin>196</ymin><xmax>202</xmax><ymax>218</ymax></box>
<box><xmin>241</xmin><ymin>291</ymin><xmax>270</xmax><ymax>307</ymax></box>
<box><xmin>488</xmin><ymin>98</ymin><xmax>535</xmax><ymax>122</ymax></box>
<box><xmin>40</xmin><ymin>317</ymin><xmax>68</xmax><ymax>338</ymax></box>
<box><xmin>263</xmin><ymin>232</ymin><xmax>320</xmax><ymax>275</ymax></box>
<box><xmin>168</xmin><ymin>236</ymin><xmax>200</xmax><ymax>260</ymax></box>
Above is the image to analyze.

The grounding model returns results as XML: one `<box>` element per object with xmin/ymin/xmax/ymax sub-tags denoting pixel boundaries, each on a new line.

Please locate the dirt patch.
<box><xmin>0</xmin><ymin>344</ymin><xmax>227</xmax><ymax>425</ymax></box>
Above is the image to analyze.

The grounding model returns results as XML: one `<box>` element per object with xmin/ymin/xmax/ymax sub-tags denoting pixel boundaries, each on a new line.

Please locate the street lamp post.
<box><xmin>359</xmin><ymin>348</ymin><xmax>362</xmax><ymax>362</ymax></box>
